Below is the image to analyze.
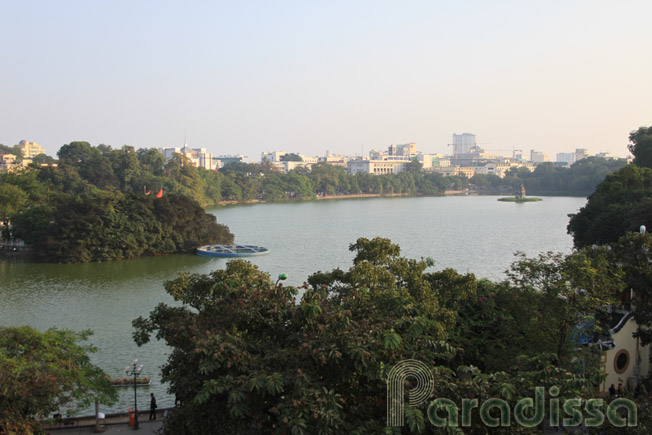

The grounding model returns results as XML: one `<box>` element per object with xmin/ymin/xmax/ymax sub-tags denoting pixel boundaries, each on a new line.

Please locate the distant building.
<box><xmin>556</xmin><ymin>152</ymin><xmax>575</xmax><ymax>164</ymax></box>
<box><xmin>160</xmin><ymin>145</ymin><xmax>215</xmax><ymax>170</ymax></box>
<box><xmin>261</xmin><ymin>151</ymin><xmax>286</xmax><ymax>162</ymax></box>
<box><xmin>432</xmin><ymin>166</ymin><xmax>476</xmax><ymax>178</ymax></box>
<box><xmin>575</xmin><ymin>148</ymin><xmax>590</xmax><ymax>161</ymax></box>
<box><xmin>318</xmin><ymin>150</ymin><xmax>348</xmax><ymax>167</ymax></box>
<box><xmin>417</xmin><ymin>154</ymin><xmax>449</xmax><ymax>169</ymax></box>
<box><xmin>388</xmin><ymin>143</ymin><xmax>416</xmax><ymax>158</ymax></box>
<box><xmin>347</xmin><ymin>158</ymin><xmax>406</xmax><ymax>175</ymax></box>
<box><xmin>452</xmin><ymin>133</ymin><xmax>476</xmax><ymax>156</ymax></box>
<box><xmin>595</xmin><ymin>152</ymin><xmax>619</xmax><ymax>160</ymax></box>
<box><xmin>18</xmin><ymin>140</ymin><xmax>45</xmax><ymax>158</ymax></box>
<box><xmin>0</xmin><ymin>154</ymin><xmax>32</xmax><ymax>173</ymax></box>
<box><xmin>530</xmin><ymin>150</ymin><xmax>548</xmax><ymax>163</ymax></box>
<box><xmin>212</xmin><ymin>154</ymin><xmax>247</xmax><ymax>168</ymax></box>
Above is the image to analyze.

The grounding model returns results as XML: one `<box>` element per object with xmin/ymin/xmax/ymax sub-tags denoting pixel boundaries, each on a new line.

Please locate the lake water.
<box><xmin>0</xmin><ymin>195</ymin><xmax>586</xmax><ymax>414</ymax></box>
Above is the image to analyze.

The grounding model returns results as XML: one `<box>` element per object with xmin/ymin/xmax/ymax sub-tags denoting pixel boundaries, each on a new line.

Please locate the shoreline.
<box><xmin>215</xmin><ymin>190</ymin><xmax>476</xmax><ymax>207</ymax></box>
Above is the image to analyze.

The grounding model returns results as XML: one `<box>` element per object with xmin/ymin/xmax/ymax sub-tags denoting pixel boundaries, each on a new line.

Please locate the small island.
<box><xmin>498</xmin><ymin>184</ymin><xmax>542</xmax><ymax>203</ymax></box>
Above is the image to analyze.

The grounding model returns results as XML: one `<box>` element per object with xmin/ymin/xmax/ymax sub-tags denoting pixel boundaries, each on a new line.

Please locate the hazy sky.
<box><xmin>2</xmin><ymin>0</ymin><xmax>651</xmax><ymax>160</ymax></box>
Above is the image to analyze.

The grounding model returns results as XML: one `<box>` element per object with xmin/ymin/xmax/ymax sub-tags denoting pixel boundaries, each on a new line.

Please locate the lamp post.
<box><xmin>275</xmin><ymin>273</ymin><xmax>288</xmax><ymax>287</ymax></box>
<box><xmin>124</xmin><ymin>359</ymin><xmax>144</xmax><ymax>430</ymax></box>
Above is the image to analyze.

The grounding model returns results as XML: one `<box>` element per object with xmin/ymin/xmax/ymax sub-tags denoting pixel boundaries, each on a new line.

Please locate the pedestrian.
<box><xmin>617</xmin><ymin>383</ymin><xmax>623</xmax><ymax>398</ymax></box>
<box><xmin>149</xmin><ymin>393</ymin><xmax>157</xmax><ymax>420</ymax></box>
<box><xmin>608</xmin><ymin>384</ymin><xmax>616</xmax><ymax>400</ymax></box>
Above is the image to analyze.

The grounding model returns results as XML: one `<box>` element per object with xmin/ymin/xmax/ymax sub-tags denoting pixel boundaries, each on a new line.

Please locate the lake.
<box><xmin>0</xmin><ymin>195</ymin><xmax>586</xmax><ymax>414</ymax></box>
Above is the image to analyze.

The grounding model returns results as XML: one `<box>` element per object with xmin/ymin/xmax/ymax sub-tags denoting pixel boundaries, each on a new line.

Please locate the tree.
<box><xmin>609</xmin><ymin>232</ymin><xmax>652</xmax><ymax>345</ymax></box>
<box><xmin>133</xmin><ymin>238</ymin><xmax>458</xmax><ymax>434</ymax></box>
<box><xmin>29</xmin><ymin>153</ymin><xmax>57</xmax><ymax>165</ymax></box>
<box><xmin>507</xmin><ymin>248</ymin><xmax>623</xmax><ymax>361</ymax></box>
<box><xmin>0</xmin><ymin>326</ymin><xmax>117</xmax><ymax>434</ymax></box>
<box><xmin>111</xmin><ymin>145</ymin><xmax>140</xmax><ymax>190</ymax></box>
<box><xmin>279</xmin><ymin>153</ymin><xmax>303</xmax><ymax>162</ymax></box>
<box><xmin>0</xmin><ymin>183</ymin><xmax>28</xmax><ymax>223</ymax></box>
<box><xmin>628</xmin><ymin>125</ymin><xmax>652</xmax><ymax>169</ymax></box>
<box><xmin>403</xmin><ymin>158</ymin><xmax>423</xmax><ymax>173</ymax></box>
<box><xmin>568</xmin><ymin>164</ymin><xmax>652</xmax><ymax>247</ymax></box>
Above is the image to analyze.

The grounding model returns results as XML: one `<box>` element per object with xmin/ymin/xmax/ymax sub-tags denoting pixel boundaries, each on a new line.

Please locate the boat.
<box><xmin>197</xmin><ymin>244</ymin><xmax>271</xmax><ymax>257</ymax></box>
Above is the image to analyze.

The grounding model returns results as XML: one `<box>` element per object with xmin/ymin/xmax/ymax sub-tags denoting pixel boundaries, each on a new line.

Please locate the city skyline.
<box><xmin>2</xmin><ymin>1</ymin><xmax>651</xmax><ymax>159</ymax></box>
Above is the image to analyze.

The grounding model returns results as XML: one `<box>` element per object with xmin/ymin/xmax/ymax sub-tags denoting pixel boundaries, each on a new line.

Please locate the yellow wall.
<box><xmin>602</xmin><ymin>316</ymin><xmax>650</xmax><ymax>393</ymax></box>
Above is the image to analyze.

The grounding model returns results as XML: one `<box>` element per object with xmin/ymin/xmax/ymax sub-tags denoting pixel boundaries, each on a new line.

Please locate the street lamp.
<box><xmin>275</xmin><ymin>273</ymin><xmax>288</xmax><ymax>287</ymax></box>
<box><xmin>124</xmin><ymin>359</ymin><xmax>144</xmax><ymax>430</ymax></box>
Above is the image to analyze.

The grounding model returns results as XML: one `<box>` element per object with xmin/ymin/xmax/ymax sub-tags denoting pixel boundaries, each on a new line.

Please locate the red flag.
<box><xmin>155</xmin><ymin>188</ymin><xmax>163</xmax><ymax>198</ymax></box>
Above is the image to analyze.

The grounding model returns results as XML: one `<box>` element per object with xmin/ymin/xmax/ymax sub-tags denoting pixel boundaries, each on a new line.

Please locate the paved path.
<box><xmin>43</xmin><ymin>409</ymin><xmax>167</xmax><ymax>435</ymax></box>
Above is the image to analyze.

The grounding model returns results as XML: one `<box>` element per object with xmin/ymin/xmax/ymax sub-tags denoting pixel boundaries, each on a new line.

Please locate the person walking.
<box><xmin>149</xmin><ymin>393</ymin><xmax>157</xmax><ymax>420</ymax></box>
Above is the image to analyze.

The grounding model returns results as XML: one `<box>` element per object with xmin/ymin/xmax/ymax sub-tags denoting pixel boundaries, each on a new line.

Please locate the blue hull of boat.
<box><xmin>197</xmin><ymin>244</ymin><xmax>271</xmax><ymax>257</ymax></box>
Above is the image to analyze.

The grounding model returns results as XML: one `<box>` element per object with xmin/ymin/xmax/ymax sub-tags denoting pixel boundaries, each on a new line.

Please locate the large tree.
<box><xmin>568</xmin><ymin>164</ymin><xmax>652</xmax><ymax>248</ymax></box>
<box><xmin>133</xmin><ymin>238</ymin><xmax>459</xmax><ymax>434</ymax></box>
<box><xmin>628</xmin><ymin>125</ymin><xmax>652</xmax><ymax>169</ymax></box>
<box><xmin>0</xmin><ymin>326</ymin><xmax>117</xmax><ymax>434</ymax></box>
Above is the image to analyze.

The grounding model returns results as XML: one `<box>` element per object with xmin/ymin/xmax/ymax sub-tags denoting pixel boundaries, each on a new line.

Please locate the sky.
<box><xmin>2</xmin><ymin>0</ymin><xmax>651</xmax><ymax>160</ymax></box>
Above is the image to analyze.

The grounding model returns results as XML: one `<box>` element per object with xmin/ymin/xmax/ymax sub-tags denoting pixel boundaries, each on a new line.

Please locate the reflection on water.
<box><xmin>0</xmin><ymin>195</ymin><xmax>585</xmax><ymax>414</ymax></box>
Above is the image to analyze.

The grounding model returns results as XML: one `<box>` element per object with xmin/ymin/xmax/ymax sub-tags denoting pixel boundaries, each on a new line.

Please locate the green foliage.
<box><xmin>16</xmin><ymin>192</ymin><xmax>233</xmax><ymax>263</ymax></box>
<box><xmin>0</xmin><ymin>326</ymin><xmax>117</xmax><ymax>434</ymax></box>
<box><xmin>0</xmin><ymin>183</ymin><xmax>28</xmax><ymax>221</ymax></box>
<box><xmin>134</xmin><ymin>238</ymin><xmax>458</xmax><ymax>434</ymax></box>
<box><xmin>507</xmin><ymin>249</ymin><xmax>622</xmax><ymax>360</ymax></box>
<box><xmin>628</xmin><ymin>125</ymin><xmax>652</xmax><ymax>169</ymax></box>
<box><xmin>568</xmin><ymin>164</ymin><xmax>652</xmax><ymax>247</ymax></box>
<box><xmin>132</xmin><ymin>237</ymin><xmax>623</xmax><ymax>434</ymax></box>
<box><xmin>609</xmin><ymin>232</ymin><xmax>652</xmax><ymax>345</ymax></box>
<box><xmin>498</xmin><ymin>157</ymin><xmax>627</xmax><ymax>196</ymax></box>
<box><xmin>5</xmin><ymin>142</ymin><xmax>234</xmax><ymax>262</ymax></box>
<box><xmin>280</xmin><ymin>153</ymin><xmax>303</xmax><ymax>162</ymax></box>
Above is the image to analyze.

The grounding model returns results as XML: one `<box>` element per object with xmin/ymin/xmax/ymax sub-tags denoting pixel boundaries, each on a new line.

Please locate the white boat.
<box><xmin>197</xmin><ymin>244</ymin><xmax>271</xmax><ymax>257</ymax></box>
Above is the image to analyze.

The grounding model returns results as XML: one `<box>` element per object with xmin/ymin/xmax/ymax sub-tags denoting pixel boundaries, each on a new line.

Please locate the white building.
<box><xmin>261</xmin><ymin>151</ymin><xmax>286</xmax><ymax>162</ymax></box>
<box><xmin>347</xmin><ymin>158</ymin><xmax>406</xmax><ymax>175</ymax></box>
<box><xmin>160</xmin><ymin>146</ymin><xmax>215</xmax><ymax>170</ymax></box>
<box><xmin>417</xmin><ymin>154</ymin><xmax>449</xmax><ymax>169</ymax></box>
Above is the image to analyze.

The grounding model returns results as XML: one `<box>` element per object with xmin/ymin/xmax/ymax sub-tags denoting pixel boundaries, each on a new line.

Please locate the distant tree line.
<box><xmin>471</xmin><ymin>156</ymin><xmax>627</xmax><ymax>196</ymax></box>
<box><xmin>0</xmin><ymin>140</ymin><xmax>628</xmax><ymax>262</ymax></box>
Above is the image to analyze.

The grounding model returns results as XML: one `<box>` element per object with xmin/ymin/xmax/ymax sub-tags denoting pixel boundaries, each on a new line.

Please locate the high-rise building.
<box><xmin>388</xmin><ymin>143</ymin><xmax>416</xmax><ymax>157</ymax></box>
<box><xmin>452</xmin><ymin>133</ymin><xmax>476</xmax><ymax>155</ymax></box>
<box><xmin>530</xmin><ymin>150</ymin><xmax>548</xmax><ymax>163</ymax></box>
<box><xmin>556</xmin><ymin>153</ymin><xmax>575</xmax><ymax>164</ymax></box>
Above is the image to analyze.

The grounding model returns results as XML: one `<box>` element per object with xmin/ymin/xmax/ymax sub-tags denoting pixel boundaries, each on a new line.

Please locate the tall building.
<box><xmin>575</xmin><ymin>148</ymin><xmax>590</xmax><ymax>161</ymax></box>
<box><xmin>388</xmin><ymin>143</ymin><xmax>416</xmax><ymax>158</ymax></box>
<box><xmin>452</xmin><ymin>133</ymin><xmax>476</xmax><ymax>156</ymax></box>
<box><xmin>530</xmin><ymin>150</ymin><xmax>548</xmax><ymax>163</ymax></box>
<box><xmin>556</xmin><ymin>153</ymin><xmax>575</xmax><ymax>164</ymax></box>
<box><xmin>18</xmin><ymin>140</ymin><xmax>45</xmax><ymax>158</ymax></box>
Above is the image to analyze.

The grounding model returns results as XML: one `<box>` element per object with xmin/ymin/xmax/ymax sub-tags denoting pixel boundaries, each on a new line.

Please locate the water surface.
<box><xmin>0</xmin><ymin>195</ymin><xmax>585</xmax><ymax>414</ymax></box>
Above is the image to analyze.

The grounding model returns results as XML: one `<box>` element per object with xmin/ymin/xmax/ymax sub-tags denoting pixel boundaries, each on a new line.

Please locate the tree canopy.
<box><xmin>628</xmin><ymin>125</ymin><xmax>652</xmax><ymax>169</ymax></box>
<box><xmin>568</xmin><ymin>164</ymin><xmax>652</xmax><ymax>248</ymax></box>
<box><xmin>0</xmin><ymin>326</ymin><xmax>117</xmax><ymax>434</ymax></box>
<box><xmin>133</xmin><ymin>237</ymin><xmax>624</xmax><ymax>434</ymax></box>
